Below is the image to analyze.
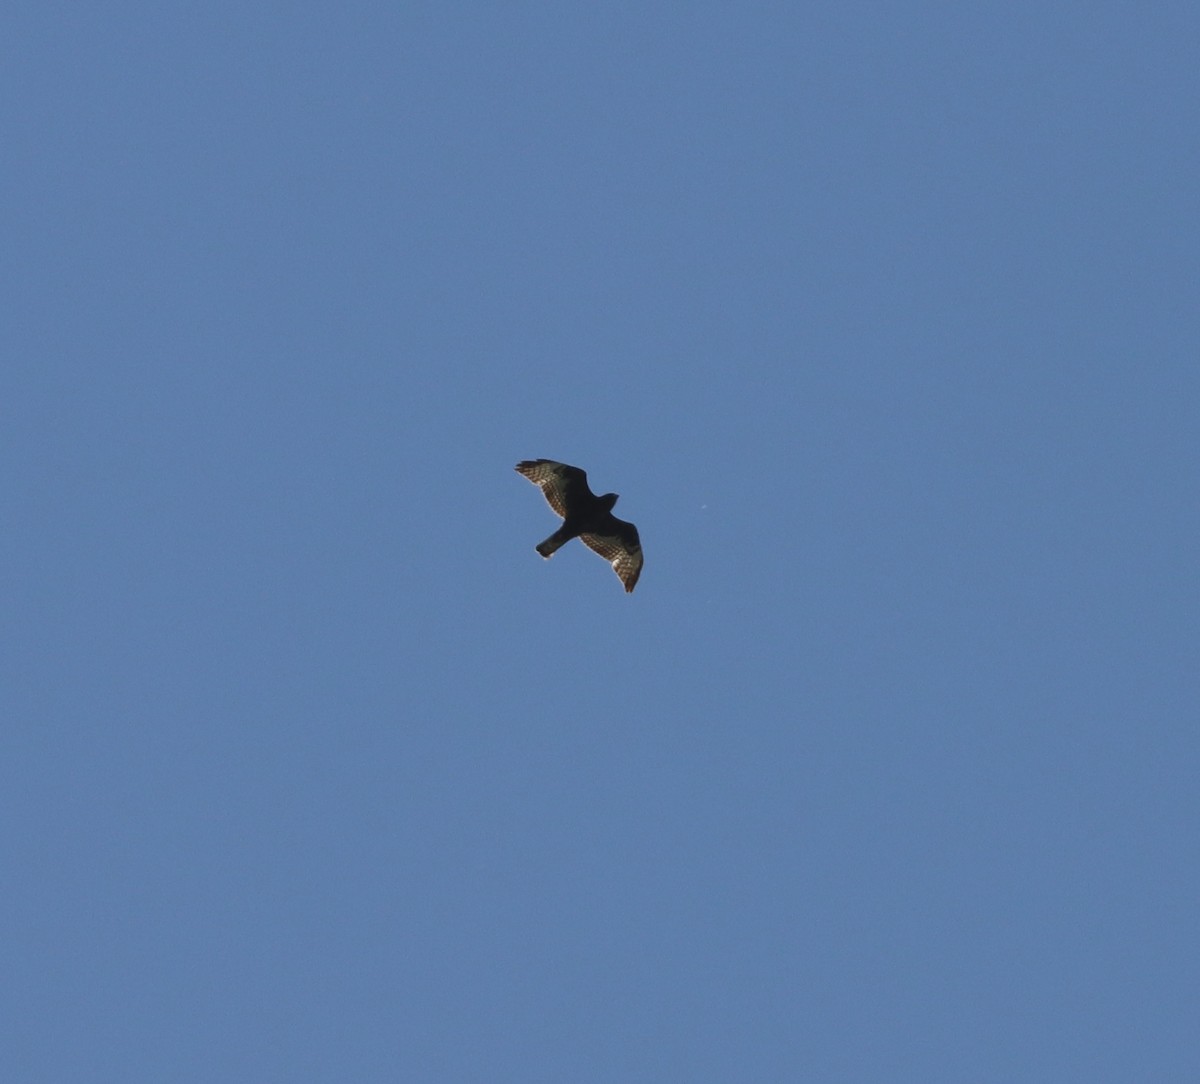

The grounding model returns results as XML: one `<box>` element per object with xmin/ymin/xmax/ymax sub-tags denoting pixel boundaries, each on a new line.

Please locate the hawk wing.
<box><xmin>514</xmin><ymin>459</ymin><xmax>593</xmax><ymax>519</ymax></box>
<box><xmin>580</xmin><ymin>515</ymin><xmax>643</xmax><ymax>593</ymax></box>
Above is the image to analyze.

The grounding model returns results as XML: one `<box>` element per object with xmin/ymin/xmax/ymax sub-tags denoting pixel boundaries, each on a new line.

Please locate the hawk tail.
<box><xmin>535</xmin><ymin>528</ymin><xmax>572</xmax><ymax>558</ymax></box>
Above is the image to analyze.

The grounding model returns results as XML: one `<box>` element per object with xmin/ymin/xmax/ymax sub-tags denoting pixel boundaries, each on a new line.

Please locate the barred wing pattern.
<box><xmin>580</xmin><ymin>526</ymin><xmax>643</xmax><ymax>593</ymax></box>
<box><xmin>513</xmin><ymin>459</ymin><xmax>589</xmax><ymax>518</ymax></box>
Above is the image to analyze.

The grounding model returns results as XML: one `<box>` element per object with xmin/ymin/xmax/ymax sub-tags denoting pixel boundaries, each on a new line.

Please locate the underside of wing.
<box><xmin>580</xmin><ymin>517</ymin><xmax>643</xmax><ymax>593</ymax></box>
<box><xmin>515</xmin><ymin>459</ymin><xmax>590</xmax><ymax>519</ymax></box>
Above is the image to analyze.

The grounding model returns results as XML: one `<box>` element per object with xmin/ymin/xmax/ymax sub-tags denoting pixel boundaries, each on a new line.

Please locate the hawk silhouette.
<box><xmin>515</xmin><ymin>459</ymin><xmax>643</xmax><ymax>592</ymax></box>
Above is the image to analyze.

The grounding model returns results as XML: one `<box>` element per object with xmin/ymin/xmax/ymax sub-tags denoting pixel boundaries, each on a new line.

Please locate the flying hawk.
<box><xmin>515</xmin><ymin>459</ymin><xmax>643</xmax><ymax>593</ymax></box>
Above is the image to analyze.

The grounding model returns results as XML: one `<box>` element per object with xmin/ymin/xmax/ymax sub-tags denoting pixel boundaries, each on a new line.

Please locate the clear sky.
<box><xmin>4</xmin><ymin>3</ymin><xmax>1197</xmax><ymax>1080</ymax></box>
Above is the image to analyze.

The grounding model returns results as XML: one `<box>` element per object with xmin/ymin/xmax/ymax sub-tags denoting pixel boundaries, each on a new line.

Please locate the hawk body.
<box><xmin>515</xmin><ymin>459</ymin><xmax>643</xmax><ymax>592</ymax></box>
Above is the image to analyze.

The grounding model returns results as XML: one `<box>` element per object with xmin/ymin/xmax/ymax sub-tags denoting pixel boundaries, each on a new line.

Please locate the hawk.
<box><xmin>515</xmin><ymin>459</ymin><xmax>644</xmax><ymax>593</ymax></box>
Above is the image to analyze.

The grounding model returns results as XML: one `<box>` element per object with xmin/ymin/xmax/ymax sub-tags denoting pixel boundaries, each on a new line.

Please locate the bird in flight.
<box><xmin>515</xmin><ymin>459</ymin><xmax>643</xmax><ymax>592</ymax></box>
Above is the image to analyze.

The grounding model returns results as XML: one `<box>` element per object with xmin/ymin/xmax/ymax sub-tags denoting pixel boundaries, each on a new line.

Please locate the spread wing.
<box><xmin>514</xmin><ymin>459</ymin><xmax>592</xmax><ymax>519</ymax></box>
<box><xmin>580</xmin><ymin>515</ymin><xmax>643</xmax><ymax>593</ymax></box>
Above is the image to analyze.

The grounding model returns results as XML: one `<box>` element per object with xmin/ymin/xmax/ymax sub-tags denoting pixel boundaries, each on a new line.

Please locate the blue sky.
<box><xmin>3</xmin><ymin>3</ymin><xmax>1197</xmax><ymax>1080</ymax></box>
